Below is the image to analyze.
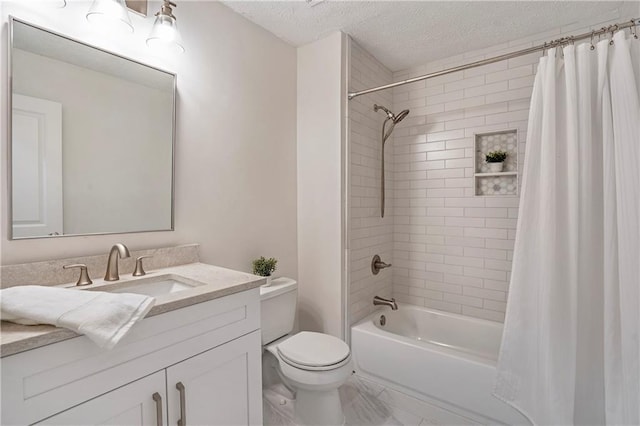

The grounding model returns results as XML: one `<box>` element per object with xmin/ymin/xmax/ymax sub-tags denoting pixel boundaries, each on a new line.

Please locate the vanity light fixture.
<box><xmin>147</xmin><ymin>0</ymin><xmax>184</xmax><ymax>53</ymax></box>
<box><xmin>86</xmin><ymin>0</ymin><xmax>134</xmax><ymax>33</ymax></box>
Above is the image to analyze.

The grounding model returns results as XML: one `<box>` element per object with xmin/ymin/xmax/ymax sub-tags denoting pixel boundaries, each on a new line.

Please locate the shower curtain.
<box><xmin>494</xmin><ymin>31</ymin><xmax>639</xmax><ymax>425</ymax></box>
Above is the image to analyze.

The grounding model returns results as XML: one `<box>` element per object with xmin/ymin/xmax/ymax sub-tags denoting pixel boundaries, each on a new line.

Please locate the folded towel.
<box><xmin>1</xmin><ymin>285</ymin><xmax>155</xmax><ymax>349</ymax></box>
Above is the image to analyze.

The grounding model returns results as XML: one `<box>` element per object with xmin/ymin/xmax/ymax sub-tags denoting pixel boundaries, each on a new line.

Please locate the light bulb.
<box><xmin>147</xmin><ymin>1</ymin><xmax>185</xmax><ymax>53</ymax></box>
<box><xmin>86</xmin><ymin>0</ymin><xmax>134</xmax><ymax>33</ymax></box>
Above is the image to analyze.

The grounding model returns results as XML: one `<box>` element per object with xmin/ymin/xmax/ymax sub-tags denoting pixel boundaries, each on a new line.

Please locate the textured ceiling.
<box><xmin>221</xmin><ymin>1</ymin><xmax>629</xmax><ymax>71</ymax></box>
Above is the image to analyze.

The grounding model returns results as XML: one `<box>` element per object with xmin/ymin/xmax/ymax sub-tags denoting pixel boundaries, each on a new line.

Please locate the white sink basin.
<box><xmin>109</xmin><ymin>278</ymin><xmax>196</xmax><ymax>297</ymax></box>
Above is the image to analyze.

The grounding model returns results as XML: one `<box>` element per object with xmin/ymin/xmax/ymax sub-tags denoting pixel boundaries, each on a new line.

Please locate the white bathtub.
<box><xmin>351</xmin><ymin>305</ymin><xmax>529</xmax><ymax>425</ymax></box>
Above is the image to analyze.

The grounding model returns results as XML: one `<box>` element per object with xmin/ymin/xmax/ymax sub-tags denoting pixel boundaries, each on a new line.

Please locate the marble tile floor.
<box><xmin>263</xmin><ymin>374</ymin><xmax>481</xmax><ymax>426</ymax></box>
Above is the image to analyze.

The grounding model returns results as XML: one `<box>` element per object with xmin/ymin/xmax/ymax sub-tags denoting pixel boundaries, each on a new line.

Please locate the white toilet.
<box><xmin>261</xmin><ymin>278</ymin><xmax>353</xmax><ymax>426</ymax></box>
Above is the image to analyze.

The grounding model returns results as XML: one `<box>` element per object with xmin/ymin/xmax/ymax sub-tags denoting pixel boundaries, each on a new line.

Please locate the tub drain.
<box><xmin>380</xmin><ymin>315</ymin><xmax>386</xmax><ymax>326</ymax></box>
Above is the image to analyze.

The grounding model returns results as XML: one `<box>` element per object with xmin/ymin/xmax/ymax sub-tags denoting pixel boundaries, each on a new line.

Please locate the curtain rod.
<box><xmin>348</xmin><ymin>18</ymin><xmax>639</xmax><ymax>100</ymax></box>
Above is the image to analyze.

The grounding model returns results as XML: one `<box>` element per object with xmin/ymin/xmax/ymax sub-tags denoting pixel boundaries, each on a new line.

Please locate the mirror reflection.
<box><xmin>10</xmin><ymin>18</ymin><xmax>175</xmax><ymax>239</ymax></box>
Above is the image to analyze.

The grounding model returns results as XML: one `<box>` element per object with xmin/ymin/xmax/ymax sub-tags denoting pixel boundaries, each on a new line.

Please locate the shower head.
<box><xmin>374</xmin><ymin>104</ymin><xmax>410</xmax><ymax>124</ymax></box>
<box><xmin>394</xmin><ymin>109</ymin><xmax>410</xmax><ymax>124</ymax></box>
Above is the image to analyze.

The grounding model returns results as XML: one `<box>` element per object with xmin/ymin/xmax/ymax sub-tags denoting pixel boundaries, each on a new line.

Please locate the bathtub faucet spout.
<box><xmin>373</xmin><ymin>295</ymin><xmax>398</xmax><ymax>310</ymax></box>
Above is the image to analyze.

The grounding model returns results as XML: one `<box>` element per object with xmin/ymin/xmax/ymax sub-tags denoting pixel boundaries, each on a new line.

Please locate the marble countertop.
<box><xmin>1</xmin><ymin>262</ymin><xmax>265</xmax><ymax>357</ymax></box>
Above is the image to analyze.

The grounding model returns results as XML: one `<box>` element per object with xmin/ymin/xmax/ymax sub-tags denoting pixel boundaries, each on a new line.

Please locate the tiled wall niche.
<box><xmin>474</xmin><ymin>129</ymin><xmax>519</xmax><ymax>196</ymax></box>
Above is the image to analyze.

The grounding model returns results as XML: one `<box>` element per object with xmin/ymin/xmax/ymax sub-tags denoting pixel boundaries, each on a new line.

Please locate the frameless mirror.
<box><xmin>9</xmin><ymin>17</ymin><xmax>175</xmax><ymax>239</ymax></box>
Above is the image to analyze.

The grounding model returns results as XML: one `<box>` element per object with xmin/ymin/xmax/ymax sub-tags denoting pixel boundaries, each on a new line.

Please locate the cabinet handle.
<box><xmin>152</xmin><ymin>392</ymin><xmax>163</xmax><ymax>426</ymax></box>
<box><xmin>176</xmin><ymin>382</ymin><xmax>186</xmax><ymax>426</ymax></box>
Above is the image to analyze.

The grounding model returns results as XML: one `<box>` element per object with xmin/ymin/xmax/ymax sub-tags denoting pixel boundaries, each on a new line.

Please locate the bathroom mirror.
<box><xmin>9</xmin><ymin>17</ymin><xmax>175</xmax><ymax>239</ymax></box>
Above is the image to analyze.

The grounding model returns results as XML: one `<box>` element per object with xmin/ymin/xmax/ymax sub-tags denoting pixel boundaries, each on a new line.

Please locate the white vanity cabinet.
<box><xmin>34</xmin><ymin>371</ymin><xmax>167</xmax><ymax>426</ymax></box>
<box><xmin>166</xmin><ymin>331</ymin><xmax>261</xmax><ymax>426</ymax></box>
<box><xmin>1</xmin><ymin>288</ymin><xmax>262</xmax><ymax>426</ymax></box>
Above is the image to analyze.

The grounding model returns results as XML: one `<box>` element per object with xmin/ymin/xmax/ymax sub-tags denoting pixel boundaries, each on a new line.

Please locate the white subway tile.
<box><xmin>425</xmin><ymin>280</ymin><xmax>463</xmax><ymax>294</ymax></box>
<box><xmin>426</xmin><ymin>90</ymin><xmax>464</xmax><ymax>106</ymax></box>
<box><xmin>444</xmin><ymin>198</ymin><xmax>485</xmax><ymax>208</ymax></box>
<box><xmin>427</xmin><ymin>149</ymin><xmax>466</xmax><ymax>161</ymax></box>
<box><xmin>483</xmin><ymin>279</ymin><xmax>509</xmax><ymax>291</ymax></box>
<box><xmin>484</xmin><ymin>259</ymin><xmax>513</xmax><ymax>271</ymax></box>
<box><xmin>427</xmin><ymin>244</ymin><xmax>464</xmax><ymax>256</ymax></box>
<box><xmin>445</xmin><ymin>116</ymin><xmax>486</xmax><ymax>131</ymax></box>
<box><xmin>426</xmin><ymin>129</ymin><xmax>466</xmax><ymax>142</ymax></box>
<box><xmin>509</xmin><ymin>75</ymin><xmax>535</xmax><ymax>90</ymax></box>
<box><xmin>464</xmin><ymin>286</ymin><xmax>507</xmax><ymax>302</ymax></box>
<box><xmin>464</xmin><ymin>227</ymin><xmax>508</xmax><ymax>239</ymax></box>
<box><xmin>444</xmin><ymin>95</ymin><xmax>486</xmax><ymax>112</ymax></box>
<box><xmin>427</xmin><ymin>168</ymin><xmax>465</xmax><ymax>179</ymax></box>
<box><xmin>444</xmin><ymin>293</ymin><xmax>483</xmax><ymax>308</ymax></box>
<box><xmin>446</xmin><ymin>236</ymin><xmax>486</xmax><ymax>248</ymax></box>
<box><xmin>444</xmin><ymin>75</ymin><xmax>485</xmax><ymax>92</ymax></box>
<box><xmin>462</xmin><ymin>306</ymin><xmax>505</xmax><ymax>322</ymax></box>
<box><xmin>427</xmin><ymin>226</ymin><xmax>464</xmax><ymax>236</ymax></box>
<box><xmin>484</xmin><ymin>300</ymin><xmax>507</xmax><ymax>313</ymax></box>
<box><xmin>464</xmin><ymin>266</ymin><xmax>507</xmax><ymax>281</ymax></box>
<box><xmin>485</xmin><ymin>197</ymin><xmax>520</xmax><ymax>207</ymax></box>
<box><xmin>485</xmin><ymin>218</ymin><xmax>518</xmax><ymax>229</ymax></box>
<box><xmin>445</xmin><ymin>255</ymin><xmax>484</xmax><ymax>268</ymax></box>
<box><xmin>485</xmin><ymin>109</ymin><xmax>529</xmax><ymax>125</ymax></box>
<box><xmin>464</xmin><ymin>81</ymin><xmax>508</xmax><ymax>98</ymax></box>
<box><xmin>463</xmin><ymin>247</ymin><xmax>507</xmax><ymax>260</ymax></box>
<box><xmin>486</xmin><ymin>87</ymin><xmax>533</xmax><ymax>104</ymax></box>
<box><xmin>444</xmin><ymin>273</ymin><xmax>483</xmax><ymax>288</ymax></box>
<box><xmin>485</xmin><ymin>65</ymin><xmax>533</xmax><ymax>83</ymax></box>
<box><xmin>410</xmin><ymin>287</ymin><xmax>444</xmax><ymax>300</ymax></box>
<box><xmin>464</xmin><ymin>208</ymin><xmax>508</xmax><ymax>218</ymax></box>
<box><xmin>411</xmin><ymin>141</ymin><xmax>446</xmax><ymax>153</ymax></box>
<box><xmin>445</xmin><ymin>177</ymin><xmax>474</xmax><ymax>188</ymax></box>
<box><xmin>464</xmin><ymin>102</ymin><xmax>509</xmax><ymax>118</ymax></box>
<box><xmin>426</xmin><ymin>207</ymin><xmax>465</xmax><ymax>217</ymax></box>
<box><xmin>410</xmin><ymin>269</ymin><xmax>444</xmax><ymax>282</ymax></box>
<box><xmin>485</xmin><ymin>238</ymin><xmax>515</xmax><ymax>250</ymax></box>
<box><xmin>445</xmin><ymin>138</ymin><xmax>474</xmax><ymax>149</ymax></box>
<box><xmin>445</xmin><ymin>158</ymin><xmax>474</xmax><ymax>169</ymax></box>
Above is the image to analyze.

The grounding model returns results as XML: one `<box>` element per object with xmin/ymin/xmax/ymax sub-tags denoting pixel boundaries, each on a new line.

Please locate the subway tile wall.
<box><xmin>389</xmin><ymin>16</ymin><xmax>625</xmax><ymax>322</ymax></box>
<box><xmin>348</xmin><ymin>40</ymin><xmax>395</xmax><ymax>324</ymax></box>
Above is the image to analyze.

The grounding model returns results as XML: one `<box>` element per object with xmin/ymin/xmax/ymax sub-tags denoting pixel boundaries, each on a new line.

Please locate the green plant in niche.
<box><xmin>252</xmin><ymin>256</ymin><xmax>278</xmax><ymax>277</ymax></box>
<box><xmin>485</xmin><ymin>150</ymin><xmax>508</xmax><ymax>163</ymax></box>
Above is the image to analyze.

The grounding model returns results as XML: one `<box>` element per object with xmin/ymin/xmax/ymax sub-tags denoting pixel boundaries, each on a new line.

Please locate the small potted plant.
<box><xmin>252</xmin><ymin>256</ymin><xmax>278</xmax><ymax>286</ymax></box>
<box><xmin>485</xmin><ymin>150</ymin><xmax>508</xmax><ymax>173</ymax></box>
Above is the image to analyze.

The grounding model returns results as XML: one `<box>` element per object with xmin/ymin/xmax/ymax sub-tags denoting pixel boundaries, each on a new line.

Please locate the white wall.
<box><xmin>347</xmin><ymin>39</ymin><xmax>395</xmax><ymax>325</ymax></box>
<box><xmin>297</xmin><ymin>31</ymin><xmax>346</xmax><ymax>338</ymax></box>
<box><xmin>389</xmin><ymin>14</ymin><xmax>632</xmax><ymax>322</ymax></box>
<box><xmin>1</xmin><ymin>1</ymin><xmax>298</xmax><ymax>280</ymax></box>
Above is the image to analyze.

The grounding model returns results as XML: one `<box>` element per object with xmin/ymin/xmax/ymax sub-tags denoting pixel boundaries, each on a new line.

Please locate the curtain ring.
<box><xmin>609</xmin><ymin>24</ymin><xmax>618</xmax><ymax>45</ymax></box>
<box><xmin>590</xmin><ymin>31</ymin><xmax>596</xmax><ymax>50</ymax></box>
<box><xmin>542</xmin><ymin>42</ymin><xmax>547</xmax><ymax>56</ymax></box>
<box><xmin>632</xmin><ymin>20</ymin><xmax>639</xmax><ymax>40</ymax></box>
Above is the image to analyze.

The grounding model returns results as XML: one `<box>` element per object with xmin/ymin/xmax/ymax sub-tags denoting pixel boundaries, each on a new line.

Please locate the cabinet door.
<box><xmin>35</xmin><ymin>371</ymin><xmax>167</xmax><ymax>426</ymax></box>
<box><xmin>166</xmin><ymin>330</ymin><xmax>262</xmax><ymax>426</ymax></box>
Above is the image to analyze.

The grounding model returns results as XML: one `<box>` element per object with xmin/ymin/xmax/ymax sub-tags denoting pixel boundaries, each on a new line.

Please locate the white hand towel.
<box><xmin>1</xmin><ymin>285</ymin><xmax>155</xmax><ymax>349</ymax></box>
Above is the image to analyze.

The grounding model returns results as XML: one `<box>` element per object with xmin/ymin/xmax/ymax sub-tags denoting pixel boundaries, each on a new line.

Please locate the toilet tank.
<box><xmin>260</xmin><ymin>277</ymin><xmax>298</xmax><ymax>345</ymax></box>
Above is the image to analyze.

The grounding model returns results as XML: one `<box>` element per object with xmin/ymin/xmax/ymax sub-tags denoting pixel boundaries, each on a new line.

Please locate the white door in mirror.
<box><xmin>12</xmin><ymin>94</ymin><xmax>63</xmax><ymax>238</ymax></box>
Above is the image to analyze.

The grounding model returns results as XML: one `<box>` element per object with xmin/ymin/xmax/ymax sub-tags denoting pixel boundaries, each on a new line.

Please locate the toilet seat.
<box><xmin>276</xmin><ymin>332</ymin><xmax>351</xmax><ymax>371</ymax></box>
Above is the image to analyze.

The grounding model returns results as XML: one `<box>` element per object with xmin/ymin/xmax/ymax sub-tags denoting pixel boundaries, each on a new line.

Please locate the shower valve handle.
<box><xmin>371</xmin><ymin>255</ymin><xmax>392</xmax><ymax>275</ymax></box>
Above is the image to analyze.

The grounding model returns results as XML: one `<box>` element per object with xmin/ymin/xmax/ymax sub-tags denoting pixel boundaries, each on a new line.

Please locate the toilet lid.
<box><xmin>277</xmin><ymin>331</ymin><xmax>350</xmax><ymax>368</ymax></box>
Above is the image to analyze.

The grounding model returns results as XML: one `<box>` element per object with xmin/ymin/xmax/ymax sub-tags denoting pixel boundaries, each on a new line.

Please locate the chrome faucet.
<box><xmin>373</xmin><ymin>295</ymin><xmax>398</xmax><ymax>310</ymax></box>
<box><xmin>104</xmin><ymin>243</ymin><xmax>131</xmax><ymax>281</ymax></box>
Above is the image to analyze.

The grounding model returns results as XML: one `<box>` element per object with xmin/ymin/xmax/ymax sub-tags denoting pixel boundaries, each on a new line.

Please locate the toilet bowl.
<box><xmin>261</xmin><ymin>279</ymin><xmax>353</xmax><ymax>425</ymax></box>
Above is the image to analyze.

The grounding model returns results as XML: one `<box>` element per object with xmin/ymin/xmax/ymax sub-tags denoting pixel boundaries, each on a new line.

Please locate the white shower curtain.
<box><xmin>494</xmin><ymin>31</ymin><xmax>640</xmax><ymax>426</ymax></box>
